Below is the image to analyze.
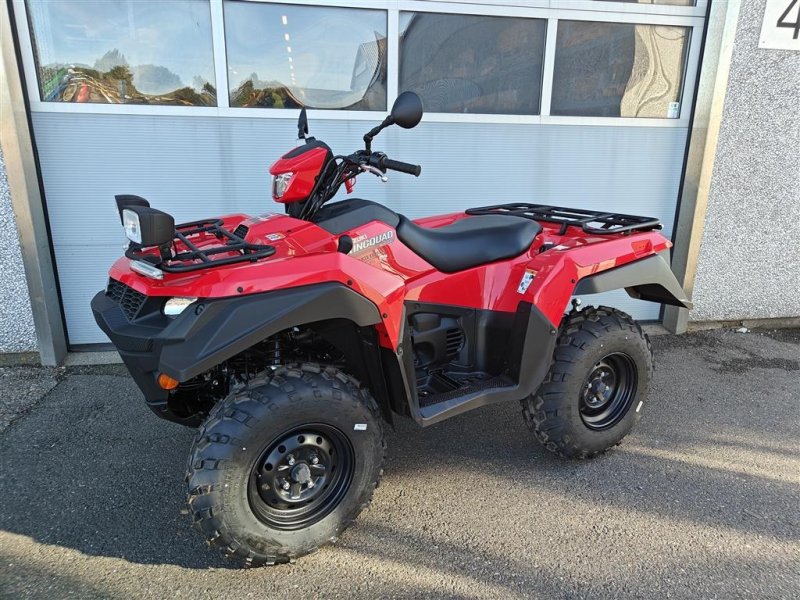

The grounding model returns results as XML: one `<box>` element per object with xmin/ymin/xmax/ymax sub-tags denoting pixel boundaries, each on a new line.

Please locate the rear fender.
<box><xmin>574</xmin><ymin>252</ymin><xmax>692</xmax><ymax>309</ymax></box>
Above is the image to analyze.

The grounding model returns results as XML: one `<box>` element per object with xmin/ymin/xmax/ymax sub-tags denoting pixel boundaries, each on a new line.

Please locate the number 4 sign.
<box><xmin>760</xmin><ymin>0</ymin><xmax>800</xmax><ymax>50</ymax></box>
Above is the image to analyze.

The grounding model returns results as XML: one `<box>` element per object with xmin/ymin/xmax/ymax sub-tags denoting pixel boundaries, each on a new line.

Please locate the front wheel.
<box><xmin>186</xmin><ymin>363</ymin><xmax>385</xmax><ymax>566</ymax></box>
<box><xmin>522</xmin><ymin>306</ymin><xmax>653</xmax><ymax>459</ymax></box>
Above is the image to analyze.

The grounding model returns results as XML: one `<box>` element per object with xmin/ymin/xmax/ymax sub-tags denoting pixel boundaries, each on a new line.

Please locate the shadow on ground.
<box><xmin>1</xmin><ymin>329</ymin><xmax>798</xmax><ymax>598</ymax></box>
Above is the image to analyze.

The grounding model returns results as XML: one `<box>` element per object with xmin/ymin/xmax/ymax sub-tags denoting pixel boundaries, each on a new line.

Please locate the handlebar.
<box><xmin>382</xmin><ymin>158</ymin><xmax>421</xmax><ymax>177</ymax></box>
<box><xmin>303</xmin><ymin>149</ymin><xmax>420</xmax><ymax>220</ymax></box>
<box><xmin>365</xmin><ymin>152</ymin><xmax>421</xmax><ymax>177</ymax></box>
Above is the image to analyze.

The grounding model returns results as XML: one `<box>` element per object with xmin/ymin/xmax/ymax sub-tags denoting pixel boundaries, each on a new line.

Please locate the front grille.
<box><xmin>107</xmin><ymin>279</ymin><xmax>147</xmax><ymax>321</ymax></box>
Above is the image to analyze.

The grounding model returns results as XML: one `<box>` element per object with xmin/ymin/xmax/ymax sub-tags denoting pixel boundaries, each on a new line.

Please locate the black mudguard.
<box><xmin>574</xmin><ymin>252</ymin><xmax>692</xmax><ymax>309</ymax></box>
<box><xmin>92</xmin><ymin>282</ymin><xmax>382</xmax><ymax>414</ymax></box>
<box><xmin>158</xmin><ymin>283</ymin><xmax>382</xmax><ymax>381</ymax></box>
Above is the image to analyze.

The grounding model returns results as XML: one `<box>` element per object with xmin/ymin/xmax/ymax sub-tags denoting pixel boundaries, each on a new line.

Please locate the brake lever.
<box><xmin>360</xmin><ymin>164</ymin><xmax>389</xmax><ymax>183</ymax></box>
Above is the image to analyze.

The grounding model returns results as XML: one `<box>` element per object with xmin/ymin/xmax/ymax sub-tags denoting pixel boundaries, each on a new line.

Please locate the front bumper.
<box><xmin>91</xmin><ymin>289</ymin><xmax>188</xmax><ymax>422</ymax></box>
<box><xmin>92</xmin><ymin>279</ymin><xmax>383</xmax><ymax>423</ymax></box>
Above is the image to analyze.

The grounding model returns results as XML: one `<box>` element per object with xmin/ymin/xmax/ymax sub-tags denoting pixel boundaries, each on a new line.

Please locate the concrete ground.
<box><xmin>0</xmin><ymin>329</ymin><xmax>798</xmax><ymax>599</ymax></box>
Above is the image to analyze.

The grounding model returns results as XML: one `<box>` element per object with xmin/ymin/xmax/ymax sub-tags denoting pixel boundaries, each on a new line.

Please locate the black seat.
<box><xmin>397</xmin><ymin>214</ymin><xmax>541</xmax><ymax>272</ymax></box>
<box><xmin>313</xmin><ymin>198</ymin><xmax>400</xmax><ymax>234</ymax></box>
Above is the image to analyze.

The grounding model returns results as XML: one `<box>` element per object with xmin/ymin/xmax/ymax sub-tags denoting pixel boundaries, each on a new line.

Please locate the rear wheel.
<box><xmin>521</xmin><ymin>306</ymin><xmax>653</xmax><ymax>459</ymax></box>
<box><xmin>186</xmin><ymin>363</ymin><xmax>385</xmax><ymax>566</ymax></box>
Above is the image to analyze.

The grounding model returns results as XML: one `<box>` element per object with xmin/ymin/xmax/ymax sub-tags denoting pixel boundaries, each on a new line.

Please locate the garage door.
<box><xmin>16</xmin><ymin>0</ymin><xmax>706</xmax><ymax>346</ymax></box>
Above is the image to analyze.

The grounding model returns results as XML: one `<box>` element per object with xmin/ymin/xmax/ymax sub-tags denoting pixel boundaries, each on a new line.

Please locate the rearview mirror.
<box><xmin>390</xmin><ymin>91</ymin><xmax>423</xmax><ymax>129</ymax></box>
<box><xmin>363</xmin><ymin>91</ymin><xmax>423</xmax><ymax>151</ymax></box>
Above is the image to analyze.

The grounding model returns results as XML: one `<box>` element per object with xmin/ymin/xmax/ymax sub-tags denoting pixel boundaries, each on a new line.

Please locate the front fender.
<box><xmin>159</xmin><ymin>282</ymin><xmax>381</xmax><ymax>381</ymax></box>
<box><xmin>574</xmin><ymin>252</ymin><xmax>692</xmax><ymax>309</ymax></box>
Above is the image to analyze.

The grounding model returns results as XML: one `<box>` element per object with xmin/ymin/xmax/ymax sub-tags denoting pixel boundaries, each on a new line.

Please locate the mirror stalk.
<box><xmin>362</xmin><ymin>92</ymin><xmax>424</xmax><ymax>152</ymax></box>
<box><xmin>363</xmin><ymin>116</ymin><xmax>393</xmax><ymax>152</ymax></box>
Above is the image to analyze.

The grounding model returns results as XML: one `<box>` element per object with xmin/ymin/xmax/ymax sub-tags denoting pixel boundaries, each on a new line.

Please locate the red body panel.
<box><xmin>111</xmin><ymin>209</ymin><xmax>672</xmax><ymax>351</ymax></box>
<box><xmin>268</xmin><ymin>146</ymin><xmax>330</xmax><ymax>203</ymax></box>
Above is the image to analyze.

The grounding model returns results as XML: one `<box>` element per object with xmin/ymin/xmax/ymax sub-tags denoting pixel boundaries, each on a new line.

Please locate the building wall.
<box><xmin>690</xmin><ymin>0</ymin><xmax>800</xmax><ymax>322</ymax></box>
<box><xmin>3</xmin><ymin>1</ymin><xmax>798</xmax><ymax>358</ymax></box>
<box><xmin>0</xmin><ymin>148</ymin><xmax>38</xmax><ymax>352</ymax></box>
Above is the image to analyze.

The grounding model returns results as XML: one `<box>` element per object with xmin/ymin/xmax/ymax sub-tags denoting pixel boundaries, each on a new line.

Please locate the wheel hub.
<box><xmin>579</xmin><ymin>354</ymin><xmax>637</xmax><ymax>430</ymax></box>
<box><xmin>291</xmin><ymin>463</ymin><xmax>312</xmax><ymax>485</ymax></box>
<box><xmin>584</xmin><ymin>366</ymin><xmax>617</xmax><ymax>408</ymax></box>
<box><xmin>248</xmin><ymin>425</ymin><xmax>354</xmax><ymax>530</ymax></box>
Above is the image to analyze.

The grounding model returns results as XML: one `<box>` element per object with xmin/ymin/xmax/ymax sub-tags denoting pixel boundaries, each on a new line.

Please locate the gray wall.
<box><xmin>0</xmin><ymin>148</ymin><xmax>37</xmax><ymax>352</ymax></box>
<box><xmin>690</xmin><ymin>0</ymin><xmax>800</xmax><ymax>322</ymax></box>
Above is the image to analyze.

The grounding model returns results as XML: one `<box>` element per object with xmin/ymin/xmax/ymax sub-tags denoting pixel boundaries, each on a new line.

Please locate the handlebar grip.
<box><xmin>382</xmin><ymin>158</ymin><xmax>421</xmax><ymax>177</ymax></box>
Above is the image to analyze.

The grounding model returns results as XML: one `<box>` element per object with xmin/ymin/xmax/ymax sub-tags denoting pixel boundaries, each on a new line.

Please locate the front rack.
<box><xmin>465</xmin><ymin>203</ymin><xmax>661</xmax><ymax>236</ymax></box>
<box><xmin>125</xmin><ymin>218</ymin><xmax>276</xmax><ymax>273</ymax></box>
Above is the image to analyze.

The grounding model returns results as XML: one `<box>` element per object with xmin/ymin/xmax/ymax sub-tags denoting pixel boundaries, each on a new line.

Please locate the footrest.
<box><xmin>418</xmin><ymin>374</ymin><xmax>511</xmax><ymax>408</ymax></box>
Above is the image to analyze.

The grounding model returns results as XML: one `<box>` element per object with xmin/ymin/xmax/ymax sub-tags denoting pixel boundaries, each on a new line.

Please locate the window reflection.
<box><xmin>399</xmin><ymin>12</ymin><xmax>546</xmax><ymax>115</ymax></box>
<box><xmin>25</xmin><ymin>0</ymin><xmax>216</xmax><ymax>106</ymax></box>
<box><xmin>224</xmin><ymin>2</ymin><xmax>387</xmax><ymax>110</ymax></box>
<box><xmin>551</xmin><ymin>21</ymin><xmax>690</xmax><ymax>118</ymax></box>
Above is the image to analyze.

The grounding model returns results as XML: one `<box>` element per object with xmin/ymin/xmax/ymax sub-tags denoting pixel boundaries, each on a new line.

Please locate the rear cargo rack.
<box><xmin>125</xmin><ymin>218</ymin><xmax>276</xmax><ymax>273</ymax></box>
<box><xmin>465</xmin><ymin>203</ymin><xmax>661</xmax><ymax>236</ymax></box>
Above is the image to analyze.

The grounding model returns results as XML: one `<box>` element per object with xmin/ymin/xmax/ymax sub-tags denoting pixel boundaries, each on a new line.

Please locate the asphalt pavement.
<box><xmin>0</xmin><ymin>329</ymin><xmax>798</xmax><ymax>599</ymax></box>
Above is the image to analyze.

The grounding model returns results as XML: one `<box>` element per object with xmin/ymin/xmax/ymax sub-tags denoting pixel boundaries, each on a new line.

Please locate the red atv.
<box><xmin>92</xmin><ymin>92</ymin><xmax>691</xmax><ymax>566</ymax></box>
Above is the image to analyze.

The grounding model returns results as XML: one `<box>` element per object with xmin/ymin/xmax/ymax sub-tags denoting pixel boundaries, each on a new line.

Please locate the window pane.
<box><xmin>224</xmin><ymin>2</ymin><xmax>386</xmax><ymax>110</ymax></box>
<box><xmin>25</xmin><ymin>0</ymin><xmax>216</xmax><ymax>106</ymax></box>
<box><xmin>552</xmin><ymin>21</ymin><xmax>690</xmax><ymax>118</ymax></box>
<box><xmin>399</xmin><ymin>13</ymin><xmax>546</xmax><ymax>115</ymax></box>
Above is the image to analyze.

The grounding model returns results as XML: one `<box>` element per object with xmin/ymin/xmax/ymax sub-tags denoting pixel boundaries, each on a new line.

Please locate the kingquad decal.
<box><xmin>351</xmin><ymin>230</ymin><xmax>395</xmax><ymax>255</ymax></box>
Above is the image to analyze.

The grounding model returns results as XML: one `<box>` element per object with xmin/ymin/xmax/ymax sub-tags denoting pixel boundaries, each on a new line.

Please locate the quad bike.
<box><xmin>91</xmin><ymin>91</ymin><xmax>691</xmax><ymax>566</ymax></box>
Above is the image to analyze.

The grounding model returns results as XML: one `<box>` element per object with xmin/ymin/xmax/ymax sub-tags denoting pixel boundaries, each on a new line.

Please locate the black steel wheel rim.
<box><xmin>248</xmin><ymin>424</ymin><xmax>354</xmax><ymax>530</ymax></box>
<box><xmin>579</xmin><ymin>353</ymin><xmax>638</xmax><ymax>431</ymax></box>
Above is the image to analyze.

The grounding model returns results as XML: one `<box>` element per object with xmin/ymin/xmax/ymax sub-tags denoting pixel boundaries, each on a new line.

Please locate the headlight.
<box><xmin>163</xmin><ymin>297</ymin><xmax>197</xmax><ymax>317</ymax></box>
<box><xmin>272</xmin><ymin>172</ymin><xmax>294</xmax><ymax>199</ymax></box>
<box><xmin>121</xmin><ymin>206</ymin><xmax>175</xmax><ymax>247</ymax></box>
<box><xmin>122</xmin><ymin>209</ymin><xmax>142</xmax><ymax>244</ymax></box>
